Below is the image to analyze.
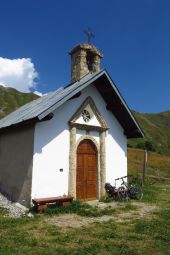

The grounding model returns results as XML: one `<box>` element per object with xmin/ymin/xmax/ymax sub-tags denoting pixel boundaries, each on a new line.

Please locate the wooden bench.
<box><xmin>32</xmin><ymin>196</ymin><xmax>73</xmax><ymax>213</ymax></box>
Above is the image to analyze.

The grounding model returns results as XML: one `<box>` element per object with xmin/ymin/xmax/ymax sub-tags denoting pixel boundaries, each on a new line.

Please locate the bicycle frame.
<box><xmin>115</xmin><ymin>175</ymin><xmax>143</xmax><ymax>200</ymax></box>
<box><xmin>105</xmin><ymin>175</ymin><xmax>143</xmax><ymax>201</ymax></box>
<box><xmin>115</xmin><ymin>175</ymin><xmax>129</xmax><ymax>188</ymax></box>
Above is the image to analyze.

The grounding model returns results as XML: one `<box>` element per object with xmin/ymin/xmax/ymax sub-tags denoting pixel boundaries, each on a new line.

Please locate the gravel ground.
<box><xmin>0</xmin><ymin>192</ymin><xmax>29</xmax><ymax>218</ymax></box>
<box><xmin>47</xmin><ymin>202</ymin><xmax>158</xmax><ymax>229</ymax></box>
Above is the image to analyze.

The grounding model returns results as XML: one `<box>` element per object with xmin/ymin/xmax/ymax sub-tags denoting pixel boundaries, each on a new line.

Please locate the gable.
<box><xmin>69</xmin><ymin>96</ymin><xmax>108</xmax><ymax>131</ymax></box>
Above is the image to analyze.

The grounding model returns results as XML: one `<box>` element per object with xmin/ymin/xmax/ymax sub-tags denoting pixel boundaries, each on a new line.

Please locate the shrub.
<box><xmin>136</xmin><ymin>141</ymin><xmax>155</xmax><ymax>152</ymax></box>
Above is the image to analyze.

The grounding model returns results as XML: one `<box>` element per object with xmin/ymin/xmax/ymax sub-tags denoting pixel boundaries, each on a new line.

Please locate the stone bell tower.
<box><xmin>69</xmin><ymin>44</ymin><xmax>103</xmax><ymax>83</ymax></box>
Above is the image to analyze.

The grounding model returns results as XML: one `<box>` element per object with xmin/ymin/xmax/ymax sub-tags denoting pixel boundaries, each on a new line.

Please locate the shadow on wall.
<box><xmin>33</xmin><ymin>97</ymin><xmax>82</xmax><ymax>155</ymax></box>
<box><xmin>0</xmin><ymin>125</ymin><xmax>34</xmax><ymax>207</ymax></box>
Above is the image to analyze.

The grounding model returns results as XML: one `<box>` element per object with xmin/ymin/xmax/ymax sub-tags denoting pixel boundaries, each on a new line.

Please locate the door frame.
<box><xmin>68</xmin><ymin>97</ymin><xmax>108</xmax><ymax>200</ymax></box>
<box><xmin>68</xmin><ymin>131</ymin><xmax>106</xmax><ymax>200</ymax></box>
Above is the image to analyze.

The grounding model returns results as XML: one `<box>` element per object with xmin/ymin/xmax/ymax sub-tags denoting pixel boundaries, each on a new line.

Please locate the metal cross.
<box><xmin>84</xmin><ymin>27</ymin><xmax>95</xmax><ymax>44</ymax></box>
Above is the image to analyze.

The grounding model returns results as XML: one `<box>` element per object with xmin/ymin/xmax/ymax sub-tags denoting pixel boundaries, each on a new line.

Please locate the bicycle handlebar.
<box><xmin>115</xmin><ymin>175</ymin><xmax>132</xmax><ymax>181</ymax></box>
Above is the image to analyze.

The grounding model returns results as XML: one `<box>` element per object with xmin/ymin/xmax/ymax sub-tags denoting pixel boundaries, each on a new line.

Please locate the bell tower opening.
<box><xmin>69</xmin><ymin>44</ymin><xmax>103</xmax><ymax>83</ymax></box>
<box><xmin>86</xmin><ymin>51</ymin><xmax>95</xmax><ymax>72</ymax></box>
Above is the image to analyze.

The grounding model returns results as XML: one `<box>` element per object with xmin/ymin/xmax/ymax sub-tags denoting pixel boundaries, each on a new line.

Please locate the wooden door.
<box><xmin>76</xmin><ymin>139</ymin><xmax>97</xmax><ymax>200</ymax></box>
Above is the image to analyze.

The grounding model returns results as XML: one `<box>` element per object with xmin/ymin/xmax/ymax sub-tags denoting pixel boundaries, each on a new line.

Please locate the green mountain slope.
<box><xmin>129</xmin><ymin>111</ymin><xmax>170</xmax><ymax>156</ymax></box>
<box><xmin>0</xmin><ymin>85</ymin><xmax>39</xmax><ymax>119</ymax></box>
<box><xmin>0</xmin><ymin>85</ymin><xmax>170</xmax><ymax>156</ymax></box>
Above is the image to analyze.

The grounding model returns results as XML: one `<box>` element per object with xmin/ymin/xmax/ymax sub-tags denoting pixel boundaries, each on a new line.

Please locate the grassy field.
<box><xmin>0</xmin><ymin>148</ymin><xmax>170</xmax><ymax>255</ymax></box>
<box><xmin>128</xmin><ymin>148</ymin><xmax>170</xmax><ymax>179</ymax></box>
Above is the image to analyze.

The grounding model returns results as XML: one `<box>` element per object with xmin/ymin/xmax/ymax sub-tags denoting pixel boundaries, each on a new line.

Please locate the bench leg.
<box><xmin>62</xmin><ymin>201</ymin><xmax>72</xmax><ymax>207</ymax></box>
<box><xmin>37</xmin><ymin>204</ymin><xmax>48</xmax><ymax>213</ymax></box>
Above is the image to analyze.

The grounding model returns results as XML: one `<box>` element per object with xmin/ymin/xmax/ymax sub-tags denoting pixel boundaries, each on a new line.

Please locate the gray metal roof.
<box><xmin>0</xmin><ymin>71</ymin><xmax>103</xmax><ymax>129</ymax></box>
<box><xmin>0</xmin><ymin>69</ymin><xmax>144</xmax><ymax>138</ymax></box>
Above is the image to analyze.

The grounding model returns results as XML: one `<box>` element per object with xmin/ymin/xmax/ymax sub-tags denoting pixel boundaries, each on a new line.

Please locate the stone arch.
<box><xmin>68</xmin><ymin>127</ymin><xmax>106</xmax><ymax>200</ymax></box>
<box><xmin>76</xmin><ymin>135</ymin><xmax>100</xmax><ymax>152</ymax></box>
<box><xmin>68</xmin><ymin>134</ymin><xmax>101</xmax><ymax>200</ymax></box>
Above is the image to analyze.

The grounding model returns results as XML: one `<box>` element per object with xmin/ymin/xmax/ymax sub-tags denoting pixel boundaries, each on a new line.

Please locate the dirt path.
<box><xmin>47</xmin><ymin>202</ymin><xmax>158</xmax><ymax>229</ymax></box>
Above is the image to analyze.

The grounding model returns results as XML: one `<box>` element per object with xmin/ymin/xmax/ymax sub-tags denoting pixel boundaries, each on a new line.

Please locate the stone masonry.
<box><xmin>69</xmin><ymin>44</ymin><xmax>103</xmax><ymax>82</ymax></box>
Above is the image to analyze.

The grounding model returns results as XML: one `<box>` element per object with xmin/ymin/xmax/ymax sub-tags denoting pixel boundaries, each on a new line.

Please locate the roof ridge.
<box><xmin>0</xmin><ymin>69</ymin><xmax>143</xmax><ymax>138</ymax></box>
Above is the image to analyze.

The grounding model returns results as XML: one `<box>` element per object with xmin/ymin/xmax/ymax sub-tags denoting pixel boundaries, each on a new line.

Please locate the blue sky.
<box><xmin>0</xmin><ymin>0</ymin><xmax>170</xmax><ymax>113</ymax></box>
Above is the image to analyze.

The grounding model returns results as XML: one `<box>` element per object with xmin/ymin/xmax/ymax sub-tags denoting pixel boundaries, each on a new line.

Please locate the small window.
<box><xmin>81</xmin><ymin>109</ymin><xmax>91</xmax><ymax>122</ymax></box>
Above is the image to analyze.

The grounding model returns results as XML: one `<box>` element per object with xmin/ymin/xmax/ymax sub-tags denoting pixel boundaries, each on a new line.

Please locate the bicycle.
<box><xmin>115</xmin><ymin>175</ymin><xmax>143</xmax><ymax>200</ymax></box>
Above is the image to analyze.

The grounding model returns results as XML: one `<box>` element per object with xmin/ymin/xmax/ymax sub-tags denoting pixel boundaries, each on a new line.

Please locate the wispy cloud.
<box><xmin>33</xmin><ymin>90</ymin><xmax>47</xmax><ymax>97</ymax></box>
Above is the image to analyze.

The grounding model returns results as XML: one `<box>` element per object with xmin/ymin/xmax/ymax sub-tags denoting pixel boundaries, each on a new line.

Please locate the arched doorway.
<box><xmin>76</xmin><ymin>139</ymin><xmax>97</xmax><ymax>200</ymax></box>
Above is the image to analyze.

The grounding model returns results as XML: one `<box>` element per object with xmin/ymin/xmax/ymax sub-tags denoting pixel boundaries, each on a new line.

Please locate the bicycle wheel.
<box><xmin>130</xmin><ymin>186</ymin><xmax>143</xmax><ymax>200</ymax></box>
<box><xmin>117</xmin><ymin>187</ymin><xmax>128</xmax><ymax>202</ymax></box>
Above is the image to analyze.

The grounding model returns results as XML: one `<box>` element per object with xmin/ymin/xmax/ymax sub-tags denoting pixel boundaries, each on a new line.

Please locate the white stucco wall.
<box><xmin>31</xmin><ymin>85</ymin><xmax>127</xmax><ymax>199</ymax></box>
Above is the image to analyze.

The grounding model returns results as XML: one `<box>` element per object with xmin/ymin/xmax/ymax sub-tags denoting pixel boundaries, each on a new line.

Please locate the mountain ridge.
<box><xmin>0</xmin><ymin>85</ymin><xmax>39</xmax><ymax>119</ymax></box>
<box><xmin>0</xmin><ymin>86</ymin><xmax>169</xmax><ymax>155</ymax></box>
